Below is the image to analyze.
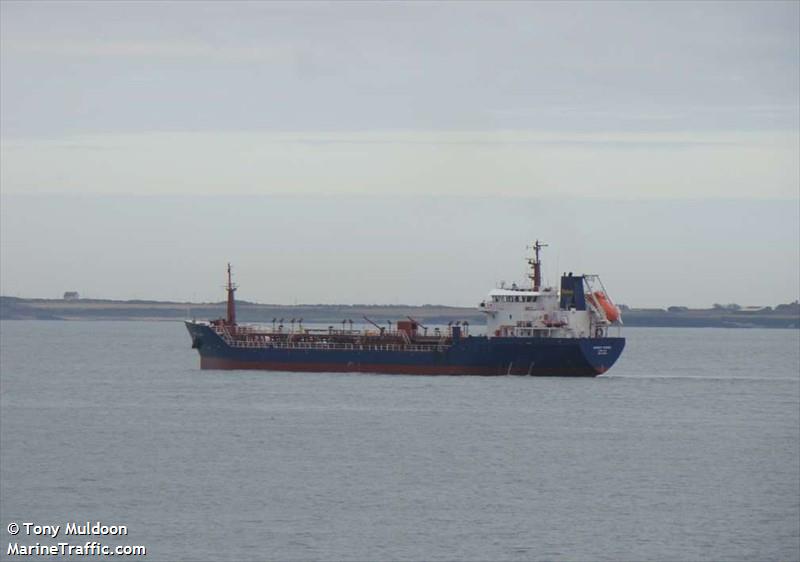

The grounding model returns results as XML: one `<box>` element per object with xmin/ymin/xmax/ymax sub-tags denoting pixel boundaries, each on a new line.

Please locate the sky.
<box><xmin>1</xmin><ymin>1</ymin><xmax>798</xmax><ymax>307</ymax></box>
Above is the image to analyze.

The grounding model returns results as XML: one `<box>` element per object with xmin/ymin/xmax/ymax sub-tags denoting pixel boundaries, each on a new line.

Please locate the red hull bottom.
<box><xmin>199</xmin><ymin>357</ymin><xmax>599</xmax><ymax>376</ymax></box>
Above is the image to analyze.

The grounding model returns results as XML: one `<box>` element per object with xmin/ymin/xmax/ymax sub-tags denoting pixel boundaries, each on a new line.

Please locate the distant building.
<box><xmin>63</xmin><ymin>291</ymin><xmax>80</xmax><ymax>300</ymax></box>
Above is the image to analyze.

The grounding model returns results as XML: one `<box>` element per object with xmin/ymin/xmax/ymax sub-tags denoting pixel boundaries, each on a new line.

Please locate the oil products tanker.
<box><xmin>185</xmin><ymin>241</ymin><xmax>625</xmax><ymax>376</ymax></box>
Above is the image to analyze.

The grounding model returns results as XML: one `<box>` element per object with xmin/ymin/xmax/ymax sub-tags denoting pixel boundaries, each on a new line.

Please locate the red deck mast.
<box><xmin>226</xmin><ymin>263</ymin><xmax>237</xmax><ymax>325</ymax></box>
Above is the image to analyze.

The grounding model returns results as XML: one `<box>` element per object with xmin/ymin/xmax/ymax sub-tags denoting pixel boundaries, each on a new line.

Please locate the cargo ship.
<box><xmin>185</xmin><ymin>241</ymin><xmax>625</xmax><ymax>376</ymax></box>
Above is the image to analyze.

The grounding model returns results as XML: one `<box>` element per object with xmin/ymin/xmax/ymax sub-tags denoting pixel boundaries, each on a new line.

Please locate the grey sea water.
<box><xmin>1</xmin><ymin>321</ymin><xmax>798</xmax><ymax>562</ymax></box>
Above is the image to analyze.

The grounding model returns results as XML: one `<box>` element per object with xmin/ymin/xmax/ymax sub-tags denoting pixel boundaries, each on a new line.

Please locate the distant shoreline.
<box><xmin>1</xmin><ymin>296</ymin><xmax>797</xmax><ymax>329</ymax></box>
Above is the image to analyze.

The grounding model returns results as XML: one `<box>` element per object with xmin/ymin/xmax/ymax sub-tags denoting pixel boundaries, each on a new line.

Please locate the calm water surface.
<box><xmin>1</xmin><ymin>322</ymin><xmax>798</xmax><ymax>561</ymax></box>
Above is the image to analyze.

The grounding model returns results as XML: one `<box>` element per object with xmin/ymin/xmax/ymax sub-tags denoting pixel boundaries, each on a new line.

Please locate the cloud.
<box><xmin>2</xmin><ymin>131</ymin><xmax>798</xmax><ymax>199</ymax></box>
<box><xmin>1</xmin><ymin>37</ymin><xmax>297</xmax><ymax>63</ymax></box>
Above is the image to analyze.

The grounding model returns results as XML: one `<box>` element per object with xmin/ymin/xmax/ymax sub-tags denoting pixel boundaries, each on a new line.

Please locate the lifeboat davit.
<box><xmin>592</xmin><ymin>291</ymin><xmax>621</xmax><ymax>323</ymax></box>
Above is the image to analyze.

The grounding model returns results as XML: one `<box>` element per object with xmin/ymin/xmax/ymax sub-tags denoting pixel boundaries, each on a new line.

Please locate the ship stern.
<box><xmin>579</xmin><ymin>337</ymin><xmax>626</xmax><ymax>375</ymax></box>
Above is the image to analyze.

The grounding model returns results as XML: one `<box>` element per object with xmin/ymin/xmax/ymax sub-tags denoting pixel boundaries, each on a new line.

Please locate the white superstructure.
<box><xmin>479</xmin><ymin>241</ymin><xmax>621</xmax><ymax>339</ymax></box>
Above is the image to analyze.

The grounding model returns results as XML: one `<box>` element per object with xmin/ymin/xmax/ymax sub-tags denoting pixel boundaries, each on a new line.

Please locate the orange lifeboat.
<box><xmin>592</xmin><ymin>291</ymin><xmax>621</xmax><ymax>323</ymax></box>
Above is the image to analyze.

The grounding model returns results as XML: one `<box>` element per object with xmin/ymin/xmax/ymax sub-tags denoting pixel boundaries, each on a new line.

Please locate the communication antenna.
<box><xmin>526</xmin><ymin>240</ymin><xmax>548</xmax><ymax>291</ymax></box>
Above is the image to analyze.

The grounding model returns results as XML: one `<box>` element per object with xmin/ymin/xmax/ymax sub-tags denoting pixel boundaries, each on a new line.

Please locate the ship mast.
<box><xmin>527</xmin><ymin>240</ymin><xmax>548</xmax><ymax>291</ymax></box>
<box><xmin>226</xmin><ymin>263</ymin><xmax>237</xmax><ymax>325</ymax></box>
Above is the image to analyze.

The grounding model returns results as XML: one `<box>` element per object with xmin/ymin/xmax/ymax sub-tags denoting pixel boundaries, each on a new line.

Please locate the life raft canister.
<box><xmin>592</xmin><ymin>291</ymin><xmax>621</xmax><ymax>323</ymax></box>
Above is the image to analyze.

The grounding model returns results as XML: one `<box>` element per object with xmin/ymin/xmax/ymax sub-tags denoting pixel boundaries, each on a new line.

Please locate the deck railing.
<box><xmin>210</xmin><ymin>324</ymin><xmax>448</xmax><ymax>351</ymax></box>
<box><xmin>231</xmin><ymin>340</ymin><xmax>444</xmax><ymax>353</ymax></box>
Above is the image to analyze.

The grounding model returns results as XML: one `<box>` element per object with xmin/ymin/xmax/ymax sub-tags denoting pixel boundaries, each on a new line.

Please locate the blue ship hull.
<box><xmin>185</xmin><ymin>321</ymin><xmax>625</xmax><ymax>376</ymax></box>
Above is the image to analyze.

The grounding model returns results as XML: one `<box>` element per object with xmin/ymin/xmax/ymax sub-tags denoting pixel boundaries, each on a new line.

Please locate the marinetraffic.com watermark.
<box><xmin>7</xmin><ymin>521</ymin><xmax>146</xmax><ymax>557</ymax></box>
